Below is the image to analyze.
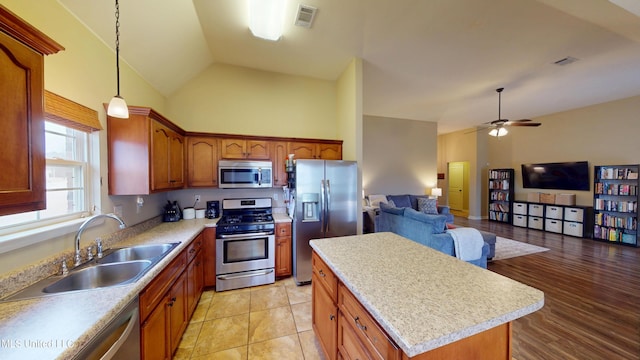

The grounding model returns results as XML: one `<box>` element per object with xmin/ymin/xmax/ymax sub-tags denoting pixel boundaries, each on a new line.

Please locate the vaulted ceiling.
<box><xmin>59</xmin><ymin>0</ymin><xmax>640</xmax><ymax>134</ymax></box>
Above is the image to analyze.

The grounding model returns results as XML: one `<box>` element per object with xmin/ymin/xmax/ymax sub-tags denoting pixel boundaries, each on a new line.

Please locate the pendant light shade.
<box><xmin>107</xmin><ymin>0</ymin><xmax>129</xmax><ymax>118</ymax></box>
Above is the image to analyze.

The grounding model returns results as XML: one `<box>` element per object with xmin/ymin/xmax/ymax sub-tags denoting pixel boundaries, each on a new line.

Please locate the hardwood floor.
<box><xmin>453</xmin><ymin>216</ymin><xmax>640</xmax><ymax>360</ymax></box>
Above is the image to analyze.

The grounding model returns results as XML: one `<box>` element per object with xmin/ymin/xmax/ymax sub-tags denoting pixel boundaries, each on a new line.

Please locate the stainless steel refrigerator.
<box><xmin>292</xmin><ymin>159</ymin><xmax>358</xmax><ymax>285</ymax></box>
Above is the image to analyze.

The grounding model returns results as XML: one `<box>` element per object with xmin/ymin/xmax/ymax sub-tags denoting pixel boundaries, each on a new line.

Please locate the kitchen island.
<box><xmin>309</xmin><ymin>232</ymin><xmax>544</xmax><ymax>359</ymax></box>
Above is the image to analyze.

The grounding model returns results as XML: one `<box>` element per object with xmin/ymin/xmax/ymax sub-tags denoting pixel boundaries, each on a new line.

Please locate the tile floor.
<box><xmin>173</xmin><ymin>278</ymin><xmax>326</xmax><ymax>360</ymax></box>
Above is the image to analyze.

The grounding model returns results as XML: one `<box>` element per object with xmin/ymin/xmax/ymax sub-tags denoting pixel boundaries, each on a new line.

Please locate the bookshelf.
<box><xmin>593</xmin><ymin>165</ymin><xmax>639</xmax><ymax>246</ymax></box>
<box><xmin>488</xmin><ymin>168</ymin><xmax>514</xmax><ymax>224</ymax></box>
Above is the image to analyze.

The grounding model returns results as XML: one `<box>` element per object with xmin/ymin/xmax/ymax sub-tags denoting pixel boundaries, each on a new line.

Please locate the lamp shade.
<box><xmin>431</xmin><ymin>187</ymin><xmax>442</xmax><ymax>197</ymax></box>
<box><xmin>107</xmin><ymin>95</ymin><xmax>129</xmax><ymax>118</ymax></box>
<box><xmin>249</xmin><ymin>0</ymin><xmax>286</xmax><ymax>41</ymax></box>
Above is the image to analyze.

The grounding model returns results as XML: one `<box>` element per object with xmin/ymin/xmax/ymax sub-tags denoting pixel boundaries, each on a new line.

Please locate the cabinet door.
<box><xmin>275</xmin><ymin>236</ymin><xmax>292</xmax><ymax>277</ymax></box>
<box><xmin>187</xmin><ymin>137</ymin><xmax>218</xmax><ymax>187</ymax></box>
<box><xmin>313</xmin><ymin>272</ymin><xmax>338</xmax><ymax>360</ymax></box>
<box><xmin>220</xmin><ymin>138</ymin><xmax>246</xmax><ymax>159</ymax></box>
<box><xmin>246</xmin><ymin>140</ymin><xmax>270</xmax><ymax>159</ymax></box>
<box><xmin>151</xmin><ymin>121</ymin><xmax>171</xmax><ymax>191</ymax></box>
<box><xmin>0</xmin><ymin>31</ymin><xmax>46</xmax><ymax>216</ymax></box>
<box><xmin>141</xmin><ymin>294</ymin><xmax>170</xmax><ymax>360</ymax></box>
<box><xmin>168</xmin><ymin>272</ymin><xmax>188</xmax><ymax>354</ymax></box>
<box><xmin>272</xmin><ymin>141</ymin><xmax>288</xmax><ymax>186</ymax></box>
<box><xmin>186</xmin><ymin>250</ymin><xmax>204</xmax><ymax>317</ymax></box>
<box><xmin>289</xmin><ymin>142</ymin><xmax>317</xmax><ymax>159</ymax></box>
<box><xmin>202</xmin><ymin>228</ymin><xmax>217</xmax><ymax>287</ymax></box>
<box><xmin>317</xmin><ymin>143</ymin><xmax>342</xmax><ymax>160</ymax></box>
<box><xmin>169</xmin><ymin>131</ymin><xmax>185</xmax><ymax>188</ymax></box>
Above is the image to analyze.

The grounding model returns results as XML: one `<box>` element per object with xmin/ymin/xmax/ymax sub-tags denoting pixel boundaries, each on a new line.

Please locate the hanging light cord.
<box><xmin>115</xmin><ymin>0</ymin><xmax>121</xmax><ymax>97</ymax></box>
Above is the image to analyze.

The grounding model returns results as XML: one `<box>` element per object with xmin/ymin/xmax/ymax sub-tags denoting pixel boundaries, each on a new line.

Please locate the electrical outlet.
<box><xmin>195</xmin><ymin>195</ymin><xmax>201</xmax><ymax>203</ymax></box>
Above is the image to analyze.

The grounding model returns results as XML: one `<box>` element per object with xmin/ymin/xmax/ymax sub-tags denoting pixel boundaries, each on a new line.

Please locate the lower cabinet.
<box><xmin>202</xmin><ymin>227</ymin><xmax>217</xmax><ymax>287</ymax></box>
<box><xmin>275</xmin><ymin>222</ymin><xmax>292</xmax><ymax>278</ymax></box>
<box><xmin>140</xmin><ymin>233</ymin><xmax>205</xmax><ymax>359</ymax></box>
<box><xmin>312</xmin><ymin>272</ymin><xmax>338</xmax><ymax>360</ymax></box>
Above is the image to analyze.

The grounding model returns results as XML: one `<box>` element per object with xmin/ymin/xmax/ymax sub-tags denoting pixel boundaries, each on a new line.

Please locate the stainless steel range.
<box><xmin>215</xmin><ymin>198</ymin><xmax>275</xmax><ymax>291</ymax></box>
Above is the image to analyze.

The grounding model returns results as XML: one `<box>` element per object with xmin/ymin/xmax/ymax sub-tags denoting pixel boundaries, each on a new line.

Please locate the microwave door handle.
<box><xmin>257</xmin><ymin>168</ymin><xmax>262</xmax><ymax>186</ymax></box>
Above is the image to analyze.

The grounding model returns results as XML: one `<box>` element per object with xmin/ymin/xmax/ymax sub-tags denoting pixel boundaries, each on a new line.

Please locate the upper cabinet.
<box><xmin>289</xmin><ymin>142</ymin><xmax>342</xmax><ymax>160</ymax></box>
<box><xmin>0</xmin><ymin>5</ymin><xmax>64</xmax><ymax>216</ymax></box>
<box><xmin>108</xmin><ymin>106</ymin><xmax>185</xmax><ymax>195</ymax></box>
<box><xmin>187</xmin><ymin>136</ymin><xmax>219</xmax><ymax>187</ymax></box>
<box><xmin>220</xmin><ymin>138</ymin><xmax>270</xmax><ymax>160</ymax></box>
<box><xmin>271</xmin><ymin>141</ymin><xmax>288</xmax><ymax>187</ymax></box>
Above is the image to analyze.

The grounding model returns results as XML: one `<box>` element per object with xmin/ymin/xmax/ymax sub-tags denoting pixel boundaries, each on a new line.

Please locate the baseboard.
<box><xmin>468</xmin><ymin>216</ymin><xmax>484</xmax><ymax>220</ymax></box>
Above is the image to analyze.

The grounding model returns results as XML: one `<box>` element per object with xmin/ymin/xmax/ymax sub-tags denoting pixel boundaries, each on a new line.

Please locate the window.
<box><xmin>0</xmin><ymin>122</ymin><xmax>90</xmax><ymax>230</ymax></box>
<box><xmin>0</xmin><ymin>91</ymin><xmax>102</xmax><ymax>235</ymax></box>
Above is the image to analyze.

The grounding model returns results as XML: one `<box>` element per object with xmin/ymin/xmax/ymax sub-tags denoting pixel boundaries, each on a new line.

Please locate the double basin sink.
<box><xmin>3</xmin><ymin>242</ymin><xmax>179</xmax><ymax>301</ymax></box>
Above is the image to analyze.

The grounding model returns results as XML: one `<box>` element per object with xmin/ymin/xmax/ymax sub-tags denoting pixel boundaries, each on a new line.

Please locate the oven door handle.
<box><xmin>217</xmin><ymin>269</ymin><xmax>274</xmax><ymax>280</ymax></box>
<box><xmin>218</xmin><ymin>232</ymin><xmax>273</xmax><ymax>239</ymax></box>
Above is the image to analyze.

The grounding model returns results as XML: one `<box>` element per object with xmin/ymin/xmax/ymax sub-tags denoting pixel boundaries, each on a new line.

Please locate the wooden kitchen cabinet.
<box><xmin>0</xmin><ymin>6</ymin><xmax>63</xmax><ymax>216</ymax></box>
<box><xmin>313</xmin><ymin>271</ymin><xmax>338</xmax><ymax>360</ymax></box>
<box><xmin>140</xmin><ymin>233</ymin><xmax>204</xmax><ymax>360</ymax></box>
<box><xmin>289</xmin><ymin>141</ymin><xmax>342</xmax><ymax>160</ymax></box>
<box><xmin>275</xmin><ymin>222</ymin><xmax>292</xmax><ymax>278</ymax></box>
<box><xmin>220</xmin><ymin>138</ymin><xmax>270</xmax><ymax>160</ymax></box>
<box><xmin>107</xmin><ymin>106</ymin><xmax>185</xmax><ymax>195</ymax></box>
<box><xmin>202</xmin><ymin>227</ymin><xmax>217</xmax><ymax>287</ymax></box>
<box><xmin>187</xmin><ymin>136</ymin><xmax>219</xmax><ymax>187</ymax></box>
<box><xmin>272</xmin><ymin>141</ymin><xmax>288</xmax><ymax>187</ymax></box>
<box><xmin>152</xmin><ymin>121</ymin><xmax>185</xmax><ymax>191</ymax></box>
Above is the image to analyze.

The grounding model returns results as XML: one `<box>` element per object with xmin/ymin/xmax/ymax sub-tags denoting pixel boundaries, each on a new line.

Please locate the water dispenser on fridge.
<box><xmin>300</xmin><ymin>193</ymin><xmax>319</xmax><ymax>221</ymax></box>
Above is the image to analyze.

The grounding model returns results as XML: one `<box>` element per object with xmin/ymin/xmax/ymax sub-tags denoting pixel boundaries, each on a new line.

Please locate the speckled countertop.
<box><xmin>0</xmin><ymin>218</ymin><xmax>218</xmax><ymax>360</ymax></box>
<box><xmin>309</xmin><ymin>232</ymin><xmax>544</xmax><ymax>357</ymax></box>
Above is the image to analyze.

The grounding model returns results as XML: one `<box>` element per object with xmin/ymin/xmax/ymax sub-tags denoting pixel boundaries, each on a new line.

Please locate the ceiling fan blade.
<box><xmin>505</xmin><ymin>119</ymin><xmax>532</xmax><ymax>123</ymax></box>
<box><xmin>506</xmin><ymin>122</ymin><xmax>541</xmax><ymax>127</ymax></box>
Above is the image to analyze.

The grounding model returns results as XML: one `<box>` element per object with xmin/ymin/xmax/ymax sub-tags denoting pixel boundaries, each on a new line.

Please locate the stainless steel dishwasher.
<box><xmin>72</xmin><ymin>296</ymin><xmax>141</xmax><ymax>360</ymax></box>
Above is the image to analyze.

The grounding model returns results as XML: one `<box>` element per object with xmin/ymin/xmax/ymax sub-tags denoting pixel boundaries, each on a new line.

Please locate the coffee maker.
<box><xmin>205</xmin><ymin>200</ymin><xmax>219</xmax><ymax>219</ymax></box>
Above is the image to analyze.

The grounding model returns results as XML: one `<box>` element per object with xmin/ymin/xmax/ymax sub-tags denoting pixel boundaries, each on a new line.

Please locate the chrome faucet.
<box><xmin>74</xmin><ymin>214</ymin><xmax>126</xmax><ymax>266</ymax></box>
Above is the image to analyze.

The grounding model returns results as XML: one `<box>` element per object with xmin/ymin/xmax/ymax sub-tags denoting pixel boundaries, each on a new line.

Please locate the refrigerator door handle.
<box><xmin>325</xmin><ymin>179</ymin><xmax>331</xmax><ymax>232</ymax></box>
<box><xmin>320</xmin><ymin>179</ymin><xmax>326</xmax><ymax>232</ymax></box>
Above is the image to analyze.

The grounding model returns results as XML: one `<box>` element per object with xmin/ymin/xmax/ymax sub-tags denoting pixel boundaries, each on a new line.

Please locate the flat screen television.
<box><xmin>521</xmin><ymin>161</ymin><xmax>590</xmax><ymax>191</ymax></box>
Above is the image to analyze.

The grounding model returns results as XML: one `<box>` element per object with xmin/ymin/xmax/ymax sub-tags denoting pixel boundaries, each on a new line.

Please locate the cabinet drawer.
<box><xmin>276</xmin><ymin>222</ymin><xmax>291</xmax><ymax>237</ymax></box>
<box><xmin>338</xmin><ymin>284</ymin><xmax>400</xmax><ymax>360</ymax></box>
<box><xmin>528</xmin><ymin>216</ymin><xmax>544</xmax><ymax>230</ymax></box>
<box><xmin>513</xmin><ymin>202</ymin><xmax>527</xmax><ymax>215</ymax></box>
<box><xmin>312</xmin><ymin>252</ymin><xmax>338</xmax><ymax>302</ymax></box>
<box><xmin>545</xmin><ymin>205</ymin><xmax>563</xmax><ymax>220</ymax></box>
<box><xmin>140</xmin><ymin>251</ymin><xmax>187</xmax><ymax>321</ymax></box>
<box><xmin>564</xmin><ymin>207</ymin><xmax>584</xmax><ymax>222</ymax></box>
<box><xmin>513</xmin><ymin>215</ymin><xmax>527</xmax><ymax>227</ymax></box>
<box><xmin>338</xmin><ymin>314</ymin><xmax>374</xmax><ymax>360</ymax></box>
<box><xmin>528</xmin><ymin>204</ymin><xmax>544</xmax><ymax>217</ymax></box>
<box><xmin>186</xmin><ymin>234</ymin><xmax>203</xmax><ymax>263</ymax></box>
<box><xmin>563</xmin><ymin>221</ymin><xmax>584</xmax><ymax>237</ymax></box>
<box><xmin>545</xmin><ymin>219</ymin><xmax>563</xmax><ymax>233</ymax></box>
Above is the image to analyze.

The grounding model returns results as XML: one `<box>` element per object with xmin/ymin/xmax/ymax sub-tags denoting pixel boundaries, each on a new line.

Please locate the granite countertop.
<box><xmin>0</xmin><ymin>218</ymin><xmax>217</xmax><ymax>360</ymax></box>
<box><xmin>309</xmin><ymin>232</ymin><xmax>544</xmax><ymax>357</ymax></box>
<box><xmin>273</xmin><ymin>213</ymin><xmax>292</xmax><ymax>223</ymax></box>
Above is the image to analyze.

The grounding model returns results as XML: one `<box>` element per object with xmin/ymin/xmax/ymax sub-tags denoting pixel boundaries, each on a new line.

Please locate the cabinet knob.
<box><xmin>329</xmin><ymin>314</ymin><xmax>335</xmax><ymax>321</ymax></box>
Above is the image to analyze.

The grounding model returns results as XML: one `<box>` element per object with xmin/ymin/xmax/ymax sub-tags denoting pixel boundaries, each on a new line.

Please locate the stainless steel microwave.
<box><xmin>218</xmin><ymin>160</ymin><xmax>273</xmax><ymax>188</ymax></box>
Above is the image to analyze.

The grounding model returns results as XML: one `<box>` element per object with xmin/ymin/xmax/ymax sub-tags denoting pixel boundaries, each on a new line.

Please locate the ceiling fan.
<box><xmin>484</xmin><ymin>87</ymin><xmax>541</xmax><ymax>137</ymax></box>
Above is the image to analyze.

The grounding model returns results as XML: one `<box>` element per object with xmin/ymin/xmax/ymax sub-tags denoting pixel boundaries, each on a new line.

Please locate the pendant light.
<box><xmin>107</xmin><ymin>0</ymin><xmax>129</xmax><ymax>118</ymax></box>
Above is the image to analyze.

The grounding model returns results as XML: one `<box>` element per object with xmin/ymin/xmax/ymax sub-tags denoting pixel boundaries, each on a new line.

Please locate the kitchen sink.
<box><xmin>97</xmin><ymin>243</ymin><xmax>177</xmax><ymax>264</ymax></box>
<box><xmin>1</xmin><ymin>242</ymin><xmax>180</xmax><ymax>302</ymax></box>
<box><xmin>43</xmin><ymin>260</ymin><xmax>152</xmax><ymax>293</ymax></box>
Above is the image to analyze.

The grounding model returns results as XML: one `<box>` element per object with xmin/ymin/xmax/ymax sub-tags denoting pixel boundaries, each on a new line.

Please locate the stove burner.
<box><xmin>216</xmin><ymin>198</ymin><xmax>275</xmax><ymax>236</ymax></box>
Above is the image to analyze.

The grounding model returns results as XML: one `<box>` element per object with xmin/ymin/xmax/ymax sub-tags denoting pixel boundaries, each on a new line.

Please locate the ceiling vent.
<box><xmin>553</xmin><ymin>56</ymin><xmax>579</xmax><ymax>66</ymax></box>
<box><xmin>295</xmin><ymin>4</ymin><xmax>317</xmax><ymax>28</ymax></box>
